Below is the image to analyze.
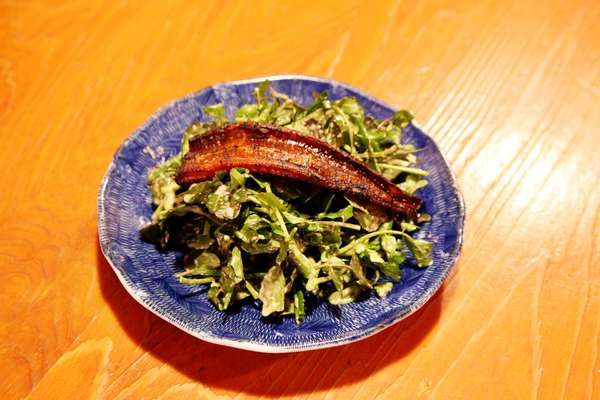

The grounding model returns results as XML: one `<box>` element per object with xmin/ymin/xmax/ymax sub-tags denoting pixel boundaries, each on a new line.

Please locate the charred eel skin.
<box><xmin>176</xmin><ymin>122</ymin><xmax>422</xmax><ymax>220</ymax></box>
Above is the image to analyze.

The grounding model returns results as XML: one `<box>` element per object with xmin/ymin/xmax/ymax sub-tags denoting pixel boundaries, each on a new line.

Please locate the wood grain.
<box><xmin>1</xmin><ymin>0</ymin><xmax>599</xmax><ymax>399</ymax></box>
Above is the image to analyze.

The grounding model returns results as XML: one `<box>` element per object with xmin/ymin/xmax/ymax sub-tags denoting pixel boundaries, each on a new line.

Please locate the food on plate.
<box><xmin>141</xmin><ymin>82</ymin><xmax>432</xmax><ymax>323</ymax></box>
<box><xmin>176</xmin><ymin>122</ymin><xmax>422</xmax><ymax>220</ymax></box>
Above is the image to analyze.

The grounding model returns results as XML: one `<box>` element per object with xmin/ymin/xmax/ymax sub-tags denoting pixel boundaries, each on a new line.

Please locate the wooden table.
<box><xmin>1</xmin><ymin>1</ymin><xmax>599</xmax><ymax>399</ymax></box>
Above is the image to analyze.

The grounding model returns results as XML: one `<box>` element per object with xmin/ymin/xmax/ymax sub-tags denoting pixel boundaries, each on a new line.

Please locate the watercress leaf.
<box><xmin>188</xmin><ymin>220</ymin><xmax>213</xmax><ymax>250</ymax></box>
<box><xmin>288</xmin><ymin>240</ymin><xmax>319</xmax><ymax>280</ymax></box>
<box><xmin>350</xmin><ymin>255</ymin><xmax>372</xmax><ymax>288</ymax></box>
<box><xmin>229</xmin><ymin>247</ymin><xmax>244</xmax><ymax>281</ymax></box>
<box><xmin>203</xmin><ymin>103</ymin><xmax>227</xmax><ymax>124</ymax></box>
<box><xmin>380</xmin><ymin>235</ymin><xmax>398</xmax><ymax>256</ymax></box>
<box><xmin>206</xmin><ymin>185</ymin><xmax>244</xmax><ymax>220</ymax></box>
<box><xmin>366</xmin><ymin>250</ymin><xmax>385</xmax><ymax>264</ymax></box>
<box><xmin>392</xmin><ymin>110</ymin><xmax>413</xmax><ymax>128</ymax></box>
<box><xmin>375</xmin><ymin>282</ymin><xmax>393</xmax><ymax>298</ymax></box>
<box><xmin>229</xmin><ymin>168</ymin><xmax>248</xmax><ymax>190</ymax></box>
<box><xmin>281</xmin><ymin>211</ymin><xmax>306</xmax><ymax>225</ymax></box>
<box><xmin>328</xmin><ymin>285</ymin><xmax>363</xmax><ymax>305</ymax></box>
<box><xmin>347</xmin><ymin>199</ymin><xmax>388</xmax><ymax>232</ymax></box>
<box><xmin>163</xmin><ymin>216</ymin><xmax>214</xmax><ymax>249</ymax></box>
<box><xmin>337</xmin><ymin>97</ymin><xmax>365</xmax><ymax>120</ymax></box>
<box><xmin>208</xmin><ymin>284</ymin><xmax>234</xmax><ymax>312</ymax></box>
<box><xmin>234</xmin><ymin>290</ymin><xmax>251</xmax><ymax>301</ymax></box>
<box><xmin>184</xmin><ymin>250</ymin><xmax>220</xmax><ymax>272</ymax></box>
<box><xmin>354</xmin><ymin>242</ymin><xmax>367</xmax><ymax>255</ymax></box>
<box><xmin>400</xmin><ymin>220</ymin><xmax>419</xmax><ymax>232</ymax></box>
<box><xmin>317</xmin><ymin>205</ymin><xmax>354</xmax><ymax>221</ymax></box>
<box><xmin>183</xmin><ymin>180</ymin><xmax>220</xmax><ymax>205</ymax></box>
<box><xmin>149</xmin><ymin>176</ymin><xmax>180</xmax><ymax>222</ymax></box>
<box><xmin>258</xmin><ymin>264</ymin><xmax>286</xmax><ymax>316</ymax></box>
<box><xmin>255</xmin><ymin>80</ymin><xmax>270</xmax><ymax>105</ymax></box>
<box><xmin>240</xmin><ymin>239</ymin><xmax>280</xmax><ymax>255</ymax></box>
<box><xmin>403</xmin><ymin>235</ymin><xmax>433</xmax><ymax>267</ymax></box>
<box><xmin>251</xmin><ymin>191</ymin><xmax>288</xmax><ymax>212</ymax></box>
<box><xmin>380</xmin><ymin>261</ymin><xmax>402</xmax><ymax>280</ymax></box>
<box><xmin>353</xmin><ymin>209</ymin><xmax>382</xmax><ymax>232</ymax></box>
<box><xmin>235</xmin><ymin>213</ymin><xmax>267</xmax><ymax>243</ymax></box>
<box><xmin>398</xmin><ymin>175</ymin><xmax>428</xmax><ymax>195</ymax></box>
<box><xmin>417</xmin><ymin>213</ymin><xmax>432</xmax><ymax>223</ymax></box>
<box><xmin>235</xmin><ymin>104</ymin><xmax>260</xmax><ymax>121</ymax></box>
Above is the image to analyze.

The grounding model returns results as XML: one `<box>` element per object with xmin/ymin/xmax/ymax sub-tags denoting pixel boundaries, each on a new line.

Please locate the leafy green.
<box><xmin>180</xmin><ymin>251</ymin><xmax>220</xmax><ymax>276</ymax></box>
<box><xmin>294</xmin><ymin>289</ymin><xmax>305</xmax><ymax>323</ymax></box>
<box><xmin>141</xmin><ymin>81</ymin><xmax>432</xmax><ymax>322</ymax></box>
<box><xmin>259</xmin><ymin>265</ymin><xmax>286</xmax><ymax>316</ymax></box>
<box><xmin>329</xmin><ymin>285</ymin><xmax>362</xmax><ymax>305</ymax></box>
<box><xmin>402</xmin><ymin>234</ymin><xmax>433</xmax><ymax>268</ymax></box>
<box><xmin>375</xmin><ymin>282</ymin><xmax>393</xmax><ymax>298</ymax></box>
<box><xmin>203</xmin><ymin>103</ymin><xmax>226</xmax><ymax>124</ymax></box>
<box><xmin>398</xmin><ymin>175</ymin><xmax>429</xmax><ymax>195</ymax></box>
<box><xmin>206</xmin><ymin>185</ymin><xmax>247</xmax><ymax>220</ymax></box>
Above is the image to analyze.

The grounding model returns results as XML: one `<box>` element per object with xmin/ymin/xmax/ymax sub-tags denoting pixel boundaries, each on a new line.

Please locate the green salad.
<box><xmin>141</xmin><ymin>82</ymin><xmax>432</xmax><ymax>323</ymax></box>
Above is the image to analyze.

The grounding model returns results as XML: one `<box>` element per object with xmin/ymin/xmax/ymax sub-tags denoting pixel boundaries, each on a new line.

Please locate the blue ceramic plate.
<box><xmin>98</xmin><ymin>75</ymin><xmax>464</xmax><ymax>353</ymax></box>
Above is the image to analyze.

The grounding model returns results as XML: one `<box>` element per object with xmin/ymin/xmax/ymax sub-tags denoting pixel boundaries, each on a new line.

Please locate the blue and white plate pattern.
<box><xmin>98</xmin><ymin>75</ymin><xmax>465</xmax><ymax>353</ymax></box>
